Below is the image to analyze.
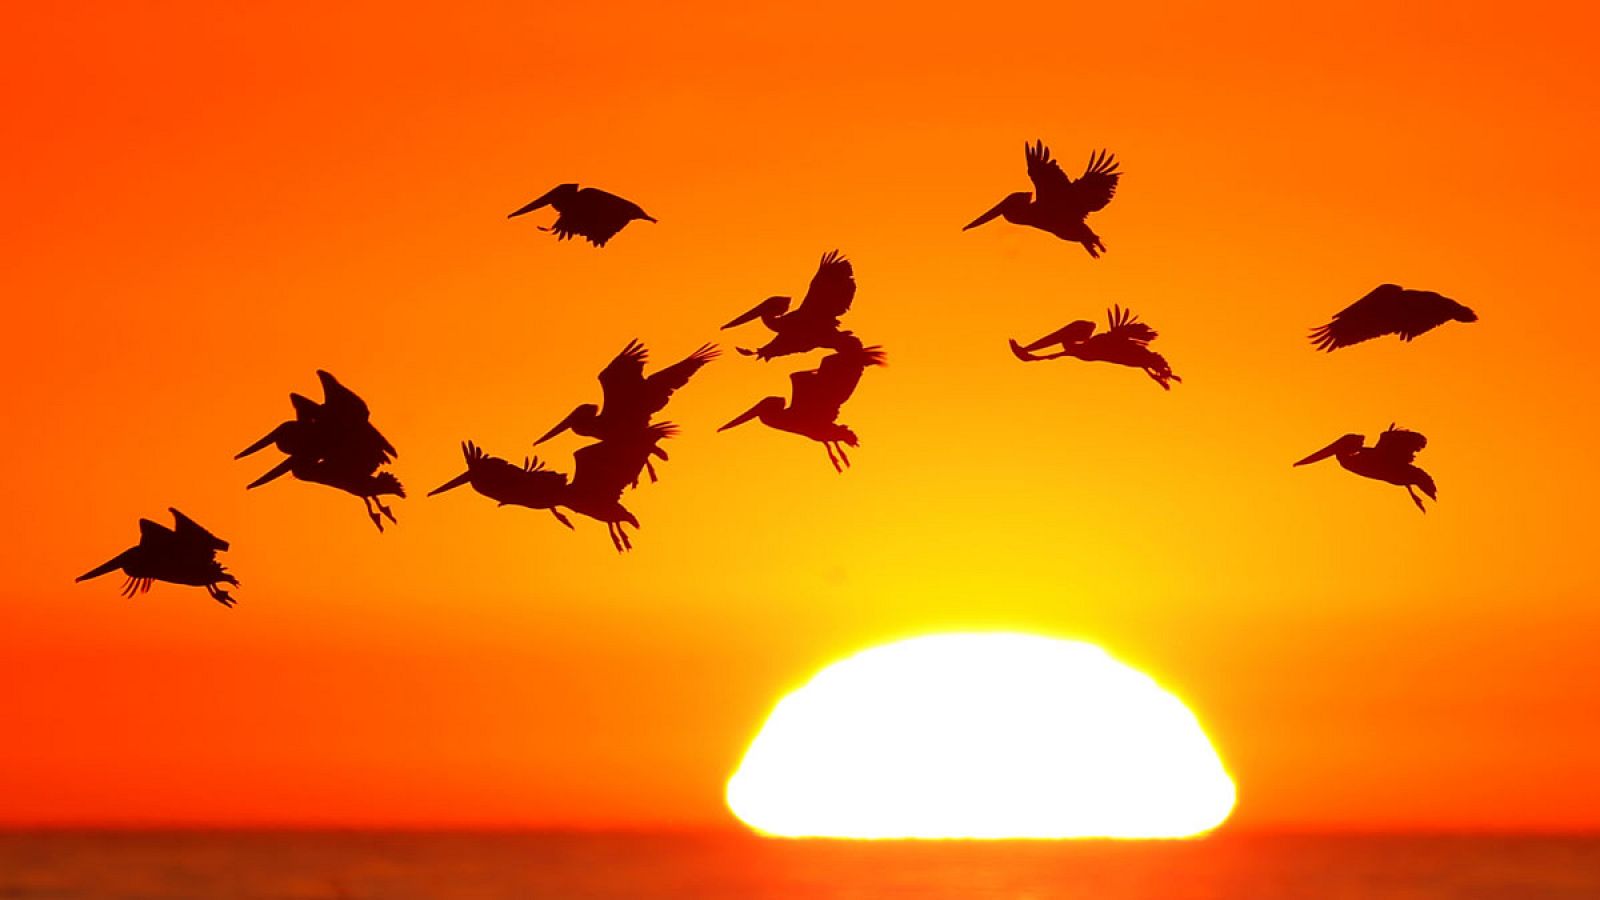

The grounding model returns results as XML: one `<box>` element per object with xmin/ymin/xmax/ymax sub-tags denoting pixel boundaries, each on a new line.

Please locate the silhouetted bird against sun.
<box><xmin>1010</xmin><ymin>305</ymin><xmax>1181</xmax><ymax>389</ymax></box>
<box><xmin>535</xmin><ymin>340</ymin><xmax>717</xmax><ymax>484</ymax></box>
<box><xmin>1310</xmin><ymin>284</ymin><xmax>1478</xmax><ymax>351</ymax></box>
<box><xmin>428</xmin><ymin>441</ymin><xmax>574</xmax><ymax>530</ymax></box>
<box><xmin>720</xmin><ymin>341</ymin><xmax>887</xmax><ymax>471</ymax></box>
<box><xmin>237</xmin><ymin>370</ymin><xmax>402</xmax><ymax>531</ymax></box>
<box><xmin>563</xmin><ymin>423</ymin><xmax>678</xmax><ymax>552</ymax></box>
<box><xmin>965</xmin><ymin>141</ymin><xmax>1121</xmax><ymax>257</ymax></box>
<box><xmin>508</xmin><ymin>184</ymin><xmax>656</xmax><ymax>247</ymax></box>
<box><xmin>77</xmin><ymin>509</ymin><xmax>239</xmax><ymax>607</ymax></box>
<box><xmin>721</xmin><ymin>251</ymin><xmax>859</xmax><ymax>360</ymax></box>
<box><xmin>1294</xmin><ymin>425</ymin><xmax>1438</xmax><ymax>513</ymax></box>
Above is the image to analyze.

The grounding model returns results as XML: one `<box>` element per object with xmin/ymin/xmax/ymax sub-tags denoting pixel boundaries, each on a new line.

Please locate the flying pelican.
<box><xmin>76</xmin><ymin>509</ymin><xmax>239</xmax><ymax>607</ymax></box>
<box><xmin>964</xmin><ymin>141</ymin><xmax>1121</xmax><ymax>257</ymax></box>
<box><xmin>721</xmin><ymin>251</ymin><xmax>858</xmax><ymax>360</ymax></box>
<box><xmin>1294</xmin><ymin>425</ymin><xmax>1438</xmax><ymax>512</ymax></box>
<box><xmin>1010</xmin><ymin>305</ymin><xmax>1181</xmax><ymax>389</ymax></box>
<box><xmin>239</xmin><ymin>371</ymin><xmax>401</xmax><ymax>529</ymax></box>
<box><xmin>428</xmin><ymin>441</ymin><xmax>574</xmax><ymax>530</ymax></box>
<box><xmin>535</xmin><ymin>340</ymin><xmax>718</xmax><ymax>484</ymax></box>
<box><xmin>562</xmin><ymin>423</ymin><xmax>678</xmax><ymax>552</ymax></box>
<box><xmin>507</xmin><ymin>184</ymin><xmax>656</xmax><ymax>247</ymax></box>
<box><xmin>1310</xmin><ymin>284</ymin><xmax>1478</xmax><ymax>351</ymax></box>
<box><xmin>719</xmin><ymin>343</ymin><xmax>887</xmax><ymax>471</ymax></box>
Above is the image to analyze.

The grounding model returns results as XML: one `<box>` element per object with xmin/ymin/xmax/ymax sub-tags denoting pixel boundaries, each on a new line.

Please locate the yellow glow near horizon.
<box><xmin>727</xmin><ymin>633</ymin><xmax>1236</xmax><ymax>839</ymax></box>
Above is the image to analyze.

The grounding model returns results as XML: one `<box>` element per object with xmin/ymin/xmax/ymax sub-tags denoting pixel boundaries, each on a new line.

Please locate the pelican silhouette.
<box><xmin>721</xmin><ymin>251</ymin><xmax>858</xmax><ymax>360</ymax></box>
<box><xmin>428</xmin><ymin>441</ymin><xmax>574</xmax><ymax>530</ymax></box>
<box><xmin>1311</xmin><ymin>284</ymin><xmax>1478</xmax><ymax>351</ymax></box>
<box><xmin>76</xmin><ymin>509</ymin><xmax>239</xmax><ymax>607</ymax></box>
<box><xmin>719</xmin><ymin>342</ymin><xmax>887</xmax><ymax>471</ymax></box>
<box><xmin>1010</xmin><ymin>305</ymin><xmax>1181</xmax><ymax>389</ymax></box>
<box><xmin>535</xmin><ymin>340</ymin><xmax>718</xmax><ymax>484</ymax></box>
<box><xmin>562</xmin><ymin>423</ymin><xmax>677</xmax><ymax>552</ymax></box>
<box><xmin>964</xmin><ymin>141</ymin><xmax>1121</xmax><ymax>257</ymax></box>
<box><xmin>1294</xmin><ymin>425</ymin><xmax>1438</xmax><ymax>512</ymax></box>
<box><xmin>507</xmin><ymin>184</ymin><xmax>656</xmax><ymax>247</ymax></box>
<box><xmin>238</xmin><ymin>371</ymin><xmax>401</xmax><ymax>530</ymax></box>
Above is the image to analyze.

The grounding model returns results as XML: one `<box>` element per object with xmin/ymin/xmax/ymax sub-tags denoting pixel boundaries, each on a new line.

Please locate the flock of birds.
<box><xmin>76</xmin><ymin>141</ymin><xmax>1479</xmax><ymax>607</ymax></box>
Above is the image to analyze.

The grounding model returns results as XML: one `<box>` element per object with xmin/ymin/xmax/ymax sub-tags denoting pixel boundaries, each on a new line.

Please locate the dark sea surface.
<box><xmin>0</xmin><ymin>831</ymin><xmax>1596</xmax><ymax>899</ymax></box>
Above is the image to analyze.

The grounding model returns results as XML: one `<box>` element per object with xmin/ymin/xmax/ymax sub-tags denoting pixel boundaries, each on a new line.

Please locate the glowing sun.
<box><xmin>726</xmin><ymin>633</ymin><xmax>1235</xmax><ymax>839</ymax></box>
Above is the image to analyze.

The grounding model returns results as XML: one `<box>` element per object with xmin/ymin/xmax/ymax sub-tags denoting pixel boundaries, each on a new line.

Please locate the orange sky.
<box><xmin>3</xmin><ymin>1</ymin><xmax>1599</xmax><ymax>831</ymax></box>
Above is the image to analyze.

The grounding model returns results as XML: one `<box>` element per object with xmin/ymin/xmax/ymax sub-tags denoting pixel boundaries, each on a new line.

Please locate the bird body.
<box><xmin>508</xmin><ymin>184</ymin><xmax>655</xmax><ymax>247</ymax></box>
<box><xmin>1294</xmin><ymin>426</ymin><xmax>1438</xmax><ymax>512</ymax></box>
<box><xmin>428</xmin><ymin>442</ymin><xmax>574</xmax><ymax>529</ymax></box>
<box><xmin>721</xmin><ymin>251</ymin><xmax>858</xmax><ymax>360</ymax></box>
<box><xmin>720</xmin><ymin>344</ymin><xmax>887</xmax><ymax>471</ymax></box>
<box><xmin>76</xmin><ymin>509</ymin><xmax>239</xmax><ymax>607</ymax></box>
<box><xmin>965</xmin><ymin>142</ymin><xmax>1120</xmax><ymax>257</ymax></box>
<box><xmin>239</xmin><ymin>371</ymin><xmax>401</xmax><ymax>530</ymax></box>
<box><xmin>1311</xmin><ymin>284</ymin><xmax>1477</xmax><ymax>351</ymax></box>
<box><xmin>1010</xmin><ymin>306</ymin><xmax>1180</xmax><ymax>389</ymax></box>
<box><xmin>562</xmin><ymin>423</ymin><xmax>678</xmax><ymax>551</ymax></box>
<box><xmin>537</xmin><ymin>341</ymin><xmax>717</xmax><ymax>447</ymax></box>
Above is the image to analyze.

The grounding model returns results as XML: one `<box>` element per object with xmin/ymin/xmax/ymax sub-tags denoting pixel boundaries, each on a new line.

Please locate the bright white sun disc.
<box><xmin>726</xmin><ymin>633</ymin><xmax>1235</xmax><ymax>839</ymax></box>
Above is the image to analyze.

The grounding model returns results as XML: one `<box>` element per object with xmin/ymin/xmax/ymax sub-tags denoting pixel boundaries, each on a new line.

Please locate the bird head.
<box><xmin>963</xmin><ymin>192</ymin><xmax>1031</xmax><ymax>231</ymax></box>
<box><xmin>1294</xmin><ymin>434</ymin><xmax>1365</xmax><ymax>466</ymax></box>
<box><xmin>722</xmin><ymin>296</ymin><xmax>791</xmax><ymax>330</ymax></box>
<box><xmin>718</xmin><ymin>397</ymin><xmax>785</xmax><ymax>432</ymax></box>
<box><xmin>535</xmin><ymin>404</ymin><xmax>600</xmax><ymax>445</ymax></box>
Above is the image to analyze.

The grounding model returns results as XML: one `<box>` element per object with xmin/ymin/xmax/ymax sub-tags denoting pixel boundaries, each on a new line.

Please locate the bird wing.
<box><xmin>644</xmin><ymin>344</ymin><xmax>719</xmax><ymax>409</ymax></box>
<box><xmin>137</xmin><ymin>517</ymin><xmax>174</xmax><ymax>546</ymax></box>
<box><xmin>790</xmin><ymin>345</ymin><xmax>886</xmax><ymax>421</ymax></box>
<box><xmin>1103</xmin><ymin>305</ymin><xmax>1157</xmax><ymax>344</ymax></box>
<box><xmin>316</xmin><ymin>371</ymin><xmax>371</xmax><ymax>421</ymax></box>
<box><xmin>1311</xmin><ymin>284</ymin><xmax>1443</xmax><ymax>351</ymax></box>
<box><xmin>1025</xmin><ymin>141</ymin><xmax>1073</xmax><ymax>200</ymax></box>
<box><xmin>1068</xmin><ymin>149</ymin><xmax>1120</xmax><ymax>214</ymax></box>
<box><xmin>169</xmin><ymin>508</ymin><xmax>229</xmax><ymax>552</ymax></box>
<box><xmin>794</xmin><ymin>251</ymin><xmax>856</xmax><ymax>320</ymax></box>
<box><xmin>598</xmin><ymin>340</ymin><xmax>649</xmax><ymax>407</ymax></box>
<box><xmin>568</xmin><ymin>188</ymin><xmax>650</xmax><ymax>247</ymax></box>
<box><xmin>1374</xmin><ymin>426</ymin><xmax>1428</xmax><ymax>464</ymax></box>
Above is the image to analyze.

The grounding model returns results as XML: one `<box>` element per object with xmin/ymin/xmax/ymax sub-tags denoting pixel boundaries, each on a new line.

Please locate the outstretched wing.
<box><xmin>1103</xmin><ymin>305</ymin><xmax>1157</xmax><ymax>344</ymax></box>
<box><xmin>1025</xmin><ymin>141</ymin><xmax>1073</xmax><ymax>200</ymax></box>
<box><xmin>790</xmin><ymin>345</ymin><xmax>886</xmax><ymax>421</ymax></box>
<box><xmin>169</xmin><ymin>508</ymin><xmax>229</xmax><ymax>552</ymax></box>
<box><xmin>317</xmin><ymin>371</ymin><xmax>371</xmax><ymax>421</ymax></box>
<box><xmin>1068</xmin><ymin>149</ymin><xmax>1120</xmax><ymax>214</ymax></box>
<box><xmin>644</xmin><ymin>344</ymin><xmax>719</xmax><ymax>409</ymax></box>
<box><xmin>1310</xmin><ymin>285</ymin><xmax>1470</xmax><ymax>351</ymax></box>
<box><xmin>794</xmin><ymin>250</ymin><xmax>856</xmax><ymax>320</ymax></box>
<box><xmin>1374</xmin><ymin>426</ymin><xmax>1427</xmax><ymax>464</ymax></box>
<box><xmin>599</xmin><ymin>340</ymin><xmax>649</xmax><ymax>406</ymax></box>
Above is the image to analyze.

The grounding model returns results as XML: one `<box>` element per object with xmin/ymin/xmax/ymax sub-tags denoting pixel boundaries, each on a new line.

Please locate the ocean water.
<box><xmin>0</xmin><ymin>831</ymin><xmax>1596</xmax><ymax>899</ymax></box>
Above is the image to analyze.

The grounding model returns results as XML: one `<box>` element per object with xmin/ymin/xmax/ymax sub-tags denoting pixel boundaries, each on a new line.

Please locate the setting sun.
<box><xmin>726</xmin><ymin>633</ymin><xmax>1235</xmax><ymax>839</ymax></box>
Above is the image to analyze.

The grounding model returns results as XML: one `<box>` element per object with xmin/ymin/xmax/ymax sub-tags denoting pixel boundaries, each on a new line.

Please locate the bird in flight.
<box><xmin>428</xmin><ymin>441</ymin><xmax>575</xmax><ymax>530</ymax></box>
<box><xmin>964</xmin><ymin>141</ymin><xmax>1121</xmax><ymax>257</ymax></box>
<box><xmin>562</xmin><ymin>424</ymin><xmax>679</xmax><ymax>552</ymax></box>
<box><xmin>721</xmin><ymin>251</ymin><xmax>859</xmax><ymax>360</ymax></box>
<box><xmin>719</xmin><ymin>340</ymin><xmax>887</xmax><ymax>471</ymax></box>
<box><xmin>1294</xmin><ymin>425</ymin><xmax>1438</xmax><ymax>512</ymax></box>
<box><xmin>1310</xmin><ymin>284</ymin><xmax>1478</xmax><ymax>351</ymax></box>
<box><xmin>535</xmin><ymin>340</ymin><xmax>718</xmax><ymax>484</ymax></box>
<box><xmin>237</xmin><ymin>371</ymin><xmax>402</xmax><ymax>531</ymax></box>
<box><xmin>508</xmin><ymin>184</ymin><xmax>656</xmax><ymax>247</ymax></box>
<box><xmin>76</xmin><ymin>509</ymin><xmax>240</xmax><ymax>607</ymax></box>
<box><xmin>1010</xmin><ymin>305</ymin><xmax>1181</xmax><ymax>389</ymax></box>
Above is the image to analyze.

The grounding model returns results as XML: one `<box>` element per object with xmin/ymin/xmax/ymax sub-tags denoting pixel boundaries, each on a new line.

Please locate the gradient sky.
<box><xmin>3</xmin><ymin>1</ymin><xmax>1598</xmax><ymax>831</ymax></box>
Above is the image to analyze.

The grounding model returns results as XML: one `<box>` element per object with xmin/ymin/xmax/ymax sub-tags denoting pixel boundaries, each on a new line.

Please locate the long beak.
<box><xmin>428</xmin><ymin>470</ymin><xmax>471</xmax><ymax>497</ymax></box>
<box><xmin>718</xmin><ymin>403</ymin><xmax>764</xmax><ymax>432</ymax></box>
<box><xmin>963</xmin><ymin>197</ymin><xmax>1008</xmax><ymax>231</ymax></box>
<box><xmin>1293</xmin><ymin>441</ymin><xmax>1342</xmax><ymax>467</ymax></box>
<box><xmin>235</xmin><ymin>424</ymin><xmax>285</xmax><ymax>459</ymax></box>
<box><xmin>247</xmin><ymin>458</ymin><xmax>296</xmax><ymax>489</ymax></box>
<box><xmin>722</xmin><ymin>302</ymin><xmax>767</xmax><ymax>330</ymax></box>
<box><xmin>77</xmin><ymin>549</ymin><xmax>134</xmax><ymax>582</ymax></box>
<box><xmin>534</xmin><ymin>409</ymin><xmax>581</xmax><ymax>445</ymax></box>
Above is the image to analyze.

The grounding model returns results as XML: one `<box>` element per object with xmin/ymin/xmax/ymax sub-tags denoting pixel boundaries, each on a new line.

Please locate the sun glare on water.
<box><xmin>727</xmin><ymin>633</ymin><xmax>1235</xmax><ymax>839</ymax></box>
